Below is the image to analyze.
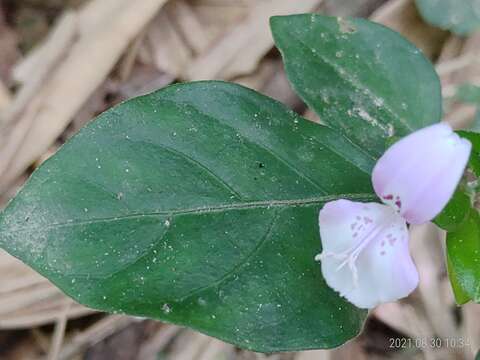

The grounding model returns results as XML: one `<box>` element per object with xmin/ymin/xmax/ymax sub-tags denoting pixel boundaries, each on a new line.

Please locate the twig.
<box><xmin>56</xmin><ymin>315</ymin><xmax>135</xmax><ymax>360</ymax></box>
<box><xmin>47</xmin><ymin>300</ymin><xmax>71</xmax><ymax>360</ymax></box>
<box><xmin>437</xmin><ymin>53</ymin><xmax>480</xmax><ymax>77</ymax></box>
<box><xmin>137</xmin><ymin>325</ymin><xmax>182</xmax><ymax>360</ymax></box>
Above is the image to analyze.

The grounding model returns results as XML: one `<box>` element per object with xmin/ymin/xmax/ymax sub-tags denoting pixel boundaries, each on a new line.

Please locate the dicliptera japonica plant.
<box><xmin>1</xmin><ymin>14</ymin><xmax>480</xmax><ymax>352</ymax></box>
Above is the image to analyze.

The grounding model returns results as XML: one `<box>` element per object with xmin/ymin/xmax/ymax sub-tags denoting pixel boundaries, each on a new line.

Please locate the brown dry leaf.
<box><xmin>371</xmin><ymin>0</ymin><xmax>448</xmax><ymax>59</ymax></box>
<box><xmin>0</xmin><ymin>0</ymin><xmax>169</xmax><ymax>195</ymax></box>
<box><xmin>185</xmin><ymin>0</ymin><xmax>324</xmax><ymax>81</ymax></box>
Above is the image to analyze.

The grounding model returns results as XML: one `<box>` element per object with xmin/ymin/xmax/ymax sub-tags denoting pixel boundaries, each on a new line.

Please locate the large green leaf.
<box><xmin>416</xmin><ymin>0</ymin><xmax>480</xmax><ymax>35</ymax></box>
<box><xmin>270</xmin><ymin>14</ymin><xmax>441</xmax><ymax>158</ymax></box>
<box><xmin>0</xmin><ymin>81</ymin><xmax>376</xmax><ymax>352</ymax></box>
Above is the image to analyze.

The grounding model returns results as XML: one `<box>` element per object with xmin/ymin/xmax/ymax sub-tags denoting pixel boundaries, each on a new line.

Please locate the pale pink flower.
<box><xmin>316</xmin><ymin>123</ymin><xmax>471</xmax><ymax>309</ymax></box>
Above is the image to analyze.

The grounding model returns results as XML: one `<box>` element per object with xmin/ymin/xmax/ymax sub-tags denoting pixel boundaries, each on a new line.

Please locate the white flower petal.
<box><xmin>317</xmin><ymin>199</ymin><xmax>419</xmax><ymax>309</ymax></box>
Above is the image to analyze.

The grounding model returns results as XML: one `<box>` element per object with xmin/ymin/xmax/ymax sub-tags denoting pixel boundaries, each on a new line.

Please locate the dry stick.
<box><xmin>166</xmin><ymin>331</ymin><xmax>212</xmax><ymax>360</ymax></box>
<box><xmin>0</xmin><ymin>304</ymin><xmax>93</xmax><ymax>330</ymax></box>
<box><xmin>0</xmin><ymin>284</ymin><xmax>61</xmax><ymax>316</ymax></box>
<box><xmin>0</xmin><ymin>0</ymin><xmax>169</xmax><ymax>194</ymax></box>
<box><xmin>441</xmin><ymin>75</ymin><xmax>480</xmax><ymax>99</ymax></box>
<box><xmin>185</xmin><ymin>0</ymin><xmax>324</xmax><ymax>81</ymax></box>
<box><xmin>196</xmin><ymin>338</ymin><xmax>235</xmax><ymax>360</ymax></box>
<box><xmin>373</xmin><ymin>302</ymin><xmax>425</xmax><ymax>340</ymax></box>
<box><xmin>56</xmin><ymin>316</ymin><xmax>135</xmax><ymax>360</ymax></box>
<box><xmin>437</xmin><ymin>53</ymin><xmax>480</xmax><ymax>77</ymax></box>
<box><xmin>1</xmin><ymin>11</ymin><xmax>78</xmax><ymax>128</ymax></box>
<box><xmin>137</xmin><ymin>325</ymin><xmax>182</xmax><ymax>360</ymax></box>
<box><xmin>294</xmin><ymin>350</ymin><xmax>331</xmax><ymax>360</ymax></box>
<box><xmin>461</xmin><ymin>303</ymin><xmax>480</xmax><ymax>360</ymax></box>
<box><xmin>47</xmin><ymin>300</ymin><xmax>71</xmax><ymax>360</ymax></box>
<box><xmin>370</xmin><ymin>0</ymin><xmax>448</xmax><ymax>59</ymax></box>
<box><xmin>447</xmin><ymin>106</ymin><xmax>477</xmax><ymax>130</ymax></box>
<box><xmin>0</xmin><ymin>81</ymin><xmax>11</xmax><ymax>114</ymax></box>
<box><xmin>411</xmin><ymin>224</ymin><xmax>467</xmax><ymax>360</ymax></box>
<box><xmin>168</xmin><ymin>0</ymin><xmax>213</xmax><ymax>54</ymax></box>
<box><xmin>147</xmin><ymin>8</ymin><xmax>193</xmax><ymax>77</ymax></box>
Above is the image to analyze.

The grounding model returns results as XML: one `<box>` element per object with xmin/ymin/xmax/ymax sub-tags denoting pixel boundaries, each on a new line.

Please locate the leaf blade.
<box><xmin>0</xmin><ymin>81</ymin><xmax>375</xmax><ymax>352</ymax></box>
<box><xmin>271</xmin><ymin>14</ymin><xmax>442</xmax><ymax>157</ymax></box>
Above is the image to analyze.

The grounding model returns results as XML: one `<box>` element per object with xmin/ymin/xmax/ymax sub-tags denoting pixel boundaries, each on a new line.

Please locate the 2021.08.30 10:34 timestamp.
<box><xmin>389</xmin><ymin>337</ymin><xmax>470</xmax><ymax>349</ymax></box>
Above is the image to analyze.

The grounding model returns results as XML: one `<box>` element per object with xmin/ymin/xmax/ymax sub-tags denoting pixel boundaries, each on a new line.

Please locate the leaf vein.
<box><xmin>5</xmin><ymin>193</ymin><xmax>376</xmax><ymax>234</ymax></box>
<box><xmin>176</xmin><ymin>209</ymin><xmax>280</xmax><ymax>302</ymax></box>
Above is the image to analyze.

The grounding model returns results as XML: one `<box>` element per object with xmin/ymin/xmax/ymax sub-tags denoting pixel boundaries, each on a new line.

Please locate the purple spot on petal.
<box><xmin>381</xmin><ymin>240</ymin><xmax>385</xmax><ymax>247</ymax></box>
<box><xmin>363</xmin><ymin>216</ymin><xmax>373</xmax><ymax>224</ymax></box>
<box><xmin>383</xmin><ymin>194</ymin><xmax>394</xmax><ymax>200</ymax></box>
<box><xmin>380</xmin><ymin>251</ymin><xmax>386</xmax><ymax>256</ymax></box>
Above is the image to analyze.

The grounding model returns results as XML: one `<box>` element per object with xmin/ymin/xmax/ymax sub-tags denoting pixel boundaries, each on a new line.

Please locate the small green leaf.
<box><xmin>270</xmin><ymin>14</ymin><xmax>441</xmax><ymax>158</ymax></box>
<box><xmin>435</xmin><ymin>188</ymin><xmax>471</xmax><ymax>232</ymax></box>
<box><xmin>446</xmin><ymin>210</ymin><xmax>480</xmax><ymax>302</ymax></box>
<box><xmin>0</xmin><ymin>81</ymin><xmax>376</xmax><ymax>352</ymax></box>
<box><xmin>445</xmin><ymin>131</ymin><xmax>480</xmax><ymax>304</ymax></box>
<box><xmin>458</xmin><ymin>130</ymin><xmax>480</xmax><ymax>178</ymax></box>
<box><xmin>416</xmin><ymin>0</ymin><xmax>480</xmax><ymax>35</ymax></box>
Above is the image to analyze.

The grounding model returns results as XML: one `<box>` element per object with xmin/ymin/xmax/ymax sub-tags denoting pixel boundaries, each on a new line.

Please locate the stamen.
<box><xmin>316</xmin><ymin>212</ymin><xmax>397</xmax><ymax>288</ymax></box>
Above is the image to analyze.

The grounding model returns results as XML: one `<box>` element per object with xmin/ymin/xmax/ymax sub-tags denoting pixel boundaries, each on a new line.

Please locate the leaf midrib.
<box><xmin>4</xmin><ymin>193</ymin><xmax>376</xmax><ymax>234</ymax></box>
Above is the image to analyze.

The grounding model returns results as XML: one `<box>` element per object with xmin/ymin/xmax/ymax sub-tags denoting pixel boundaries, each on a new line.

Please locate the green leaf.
<box><xmin>447</xmin><ymin>210</ymin><xmax>480</xmax><ymax>303</ymax></box>
<box><xmin>416</xmin><ymin>0</ymin><xmax>480</xmax><ymax>35</ymax></box>
<box><xmin>444</xmin><ymin>131</ymin><xmax>480</xmax><ymax>304</ymax></box>
<box><xmin>270</xmin><ymin>14</ymin><xmax>441</xmax><ymax>158</ymax></box>
<box><xmin>0</xmin><ymin>81</ymin><xmax>376</xmax><ymax>352</ymax></box>
<box><xmin>436</xmin><ymin>131</ymin><xmax>480</xmax><ymax>232</ymax></box>
<box><xmin>458</xmin><ymin>131</ymin><xmax>480</xmax><ymax>178</ymax></box>
<box><xmin>435</xmin><ymin>187</ymin><xmax>471</xmax><ymax>232</ymax></box>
